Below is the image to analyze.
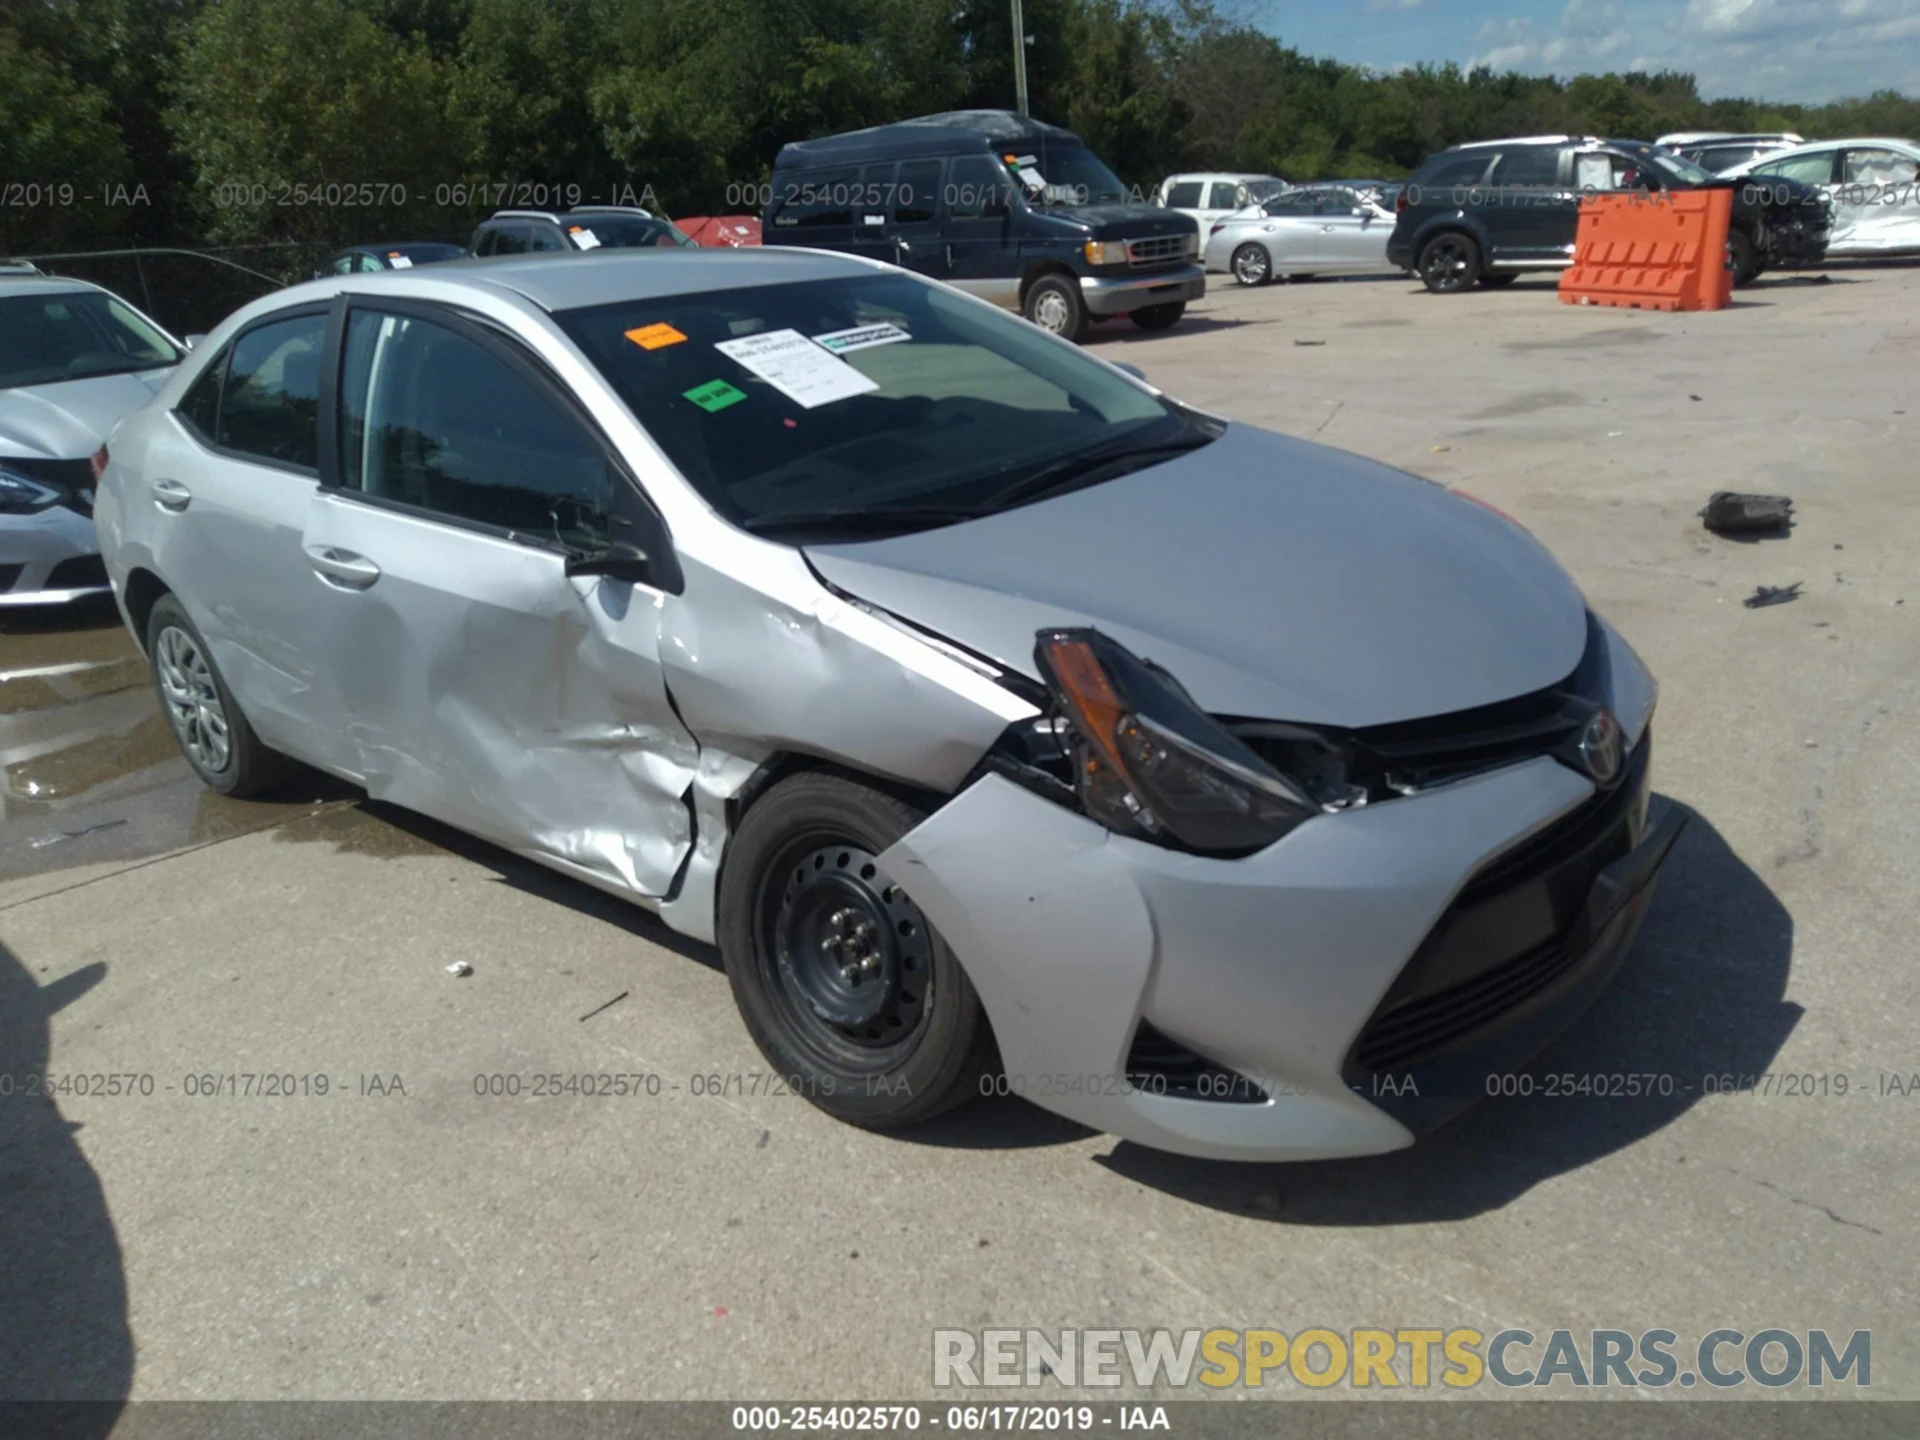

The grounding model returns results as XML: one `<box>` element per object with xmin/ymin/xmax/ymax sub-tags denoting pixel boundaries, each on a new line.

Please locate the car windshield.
<box><xmin>0</xmin><ymin>291</ymin><xmax>180</xmax><ymax>388</ymax></box>
<box><xmin>558</xmin><ymin>272</ymin><xmax>1207</xmax><ymax>537</ymax></box>
<box><xmin>1004</xmin><ymin>143</ymin><xmax>1131</xmax><ymax>206</ymax></box>
<box><xmin>1246</xmin><ymin>178</ymin><xmax>1290</xmax><ymax>202</ymax></box>
<box><xmin>568</xmin><ymin>215</ymin><xmax>695</xmax><ymax>249</ymax></box>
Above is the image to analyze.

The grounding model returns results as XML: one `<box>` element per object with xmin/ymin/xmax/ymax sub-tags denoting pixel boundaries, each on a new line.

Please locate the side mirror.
<box><xmin>566</xmin><ymin>538</ymin><xmax>660</xmax><ymax>585</ymax></box>
<box><xmin>183</xmin><ymin>334</ymin><xmax>206</xmax><ymax>350</ymax></box>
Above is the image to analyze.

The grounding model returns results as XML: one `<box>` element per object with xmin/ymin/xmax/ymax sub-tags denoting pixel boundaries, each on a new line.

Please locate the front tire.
<box><xmin>1230</xmin><ymin>243</ymin><xmax>1271</xmax><ymax>286</ymax></box>
<box><xmin>1022</xmin><ymin>273</ymin><xmax>1087</xmax><ymax>343</ymax></box>
<box><xmin>1417</xmin><ymin>233</ymin><xmax>1480</xmax><ymax>293</ymax></box>
<box><xmin>1128</xmin><ymin>302</ymin><xmax>1185</xmax><ymax>331</ymax></box>
<box><xmin>718</xmin><ymin>772</ymin><xmax>994</xmax><ymax>1130</ymax></box>
<box><xmin>146</xmin><ymin>594</ymin><xmax>289</xmax><ymax>796</ymax></box>
<box><xmin>1728</xmin><ymin>228</ymin><xmax>1761</xmax><ymax>286</ymax></box>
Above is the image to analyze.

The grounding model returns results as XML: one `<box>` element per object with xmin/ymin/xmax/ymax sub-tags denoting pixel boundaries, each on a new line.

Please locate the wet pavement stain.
<box><xmin>271</xmin><ymin>802</ymin><xmax>449</xmax><ymax>858</ymax></box>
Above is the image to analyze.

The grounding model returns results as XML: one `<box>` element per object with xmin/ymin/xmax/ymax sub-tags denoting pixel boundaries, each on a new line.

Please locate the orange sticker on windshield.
<box><xmin>625</xmin><ymin>323</ymin><xmax>687</xmax><ymax>350</ymax></box>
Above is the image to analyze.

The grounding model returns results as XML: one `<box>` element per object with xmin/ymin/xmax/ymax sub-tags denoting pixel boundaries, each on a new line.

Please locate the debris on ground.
<box><xmin>1294</xmin><ymin>339</ymin><xmax>1326</xmax><ymax>347</ymax></box>
<box><xmin>578</xmin><ymin>990</ymin><xmax>629</xmax><ymax>1022</ymax></box>
<box><xmin>444</xmin><ymin>960</ymin><xmax>474</xmax><ymax>977</ymax></box>
<box><xmin>1744</xmin><ymin>583</ymin><xmax>1802</xmax><ymax>609</ymax></box>
<box><xmin>1702</xmin><ymin>491</ymin><xmax>1793</xmax><ymax>536</ymax></box>
<box><xmin>28</xmin><ymin>818</ymin><xmax>129</xmax><ymax>849</ymax></box>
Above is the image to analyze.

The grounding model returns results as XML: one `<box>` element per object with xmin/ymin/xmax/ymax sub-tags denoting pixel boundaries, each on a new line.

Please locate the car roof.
<box><xmin>279</xmin><ymin>247</ymin><xmax>882</xmax><ymax>316</ymax></box>
<box><xmin>1451</xmin><ymin>135</ymin><xmax>1592</xmax><ymax>149</ymax></box>
<box><xmin>774</xmin><ymin>109</ymin><xmax>1080</xmax><ymax>168</ymax></box>
<box><xmin>0</xmin><ymin>273</ymin><xmax>104</xmax><ymax>298</ymax></box>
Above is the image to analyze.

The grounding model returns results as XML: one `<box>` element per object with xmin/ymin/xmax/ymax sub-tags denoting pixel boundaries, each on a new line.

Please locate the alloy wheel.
<box><xmin>155</xmin><ymin>624</ymin><xmax>231</xmax><ymax>773</ymax></box>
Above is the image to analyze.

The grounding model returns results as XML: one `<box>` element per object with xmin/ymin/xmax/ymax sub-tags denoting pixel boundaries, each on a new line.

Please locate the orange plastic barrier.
<box><xmin>1558</xmin><ymin>188</ymin><xmax>1733</xmax><ymax>312</ymax></box>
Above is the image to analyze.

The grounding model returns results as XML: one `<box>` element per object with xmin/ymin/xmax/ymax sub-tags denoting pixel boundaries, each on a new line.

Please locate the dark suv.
<box><xmin>764</xmin><ymin>110</ymin><xmax>1203</xmax><ymax>343</ymax></box>
<box><xmin>1387</xmin><ymin>136</ymin><xmax>1831</xmax><ymax>293</ymax></box>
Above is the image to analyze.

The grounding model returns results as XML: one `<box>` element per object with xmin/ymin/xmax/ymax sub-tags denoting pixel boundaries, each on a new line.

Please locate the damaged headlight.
<box><xmin>1034</xmin><ymin>628</ymin><xmax>1316</xmax><ymax>855</ymax></box>
<box><xmin>0</xmin><ymin>468</ymin><xmax>61</xmax><ymax>515</ymax></box>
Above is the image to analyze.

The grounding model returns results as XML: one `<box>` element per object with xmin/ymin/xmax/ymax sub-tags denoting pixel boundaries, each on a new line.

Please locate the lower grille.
<box><xmin>1126</xmin><ymin>1021</ymin><xmax>1267</xmax><ymax>1104</ymax></box>
<box><xmin>45</xmin><ymin>554</ymin><xmax>108</xmax><ymax>589</ymax></box>
<box><xmin>1350</xmin><ymin>737</ymin><xmax>1649</xmax><ymax>1075</ymax></box>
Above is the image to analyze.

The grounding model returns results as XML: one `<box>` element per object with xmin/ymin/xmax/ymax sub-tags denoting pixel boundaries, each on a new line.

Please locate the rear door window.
<box><xmin>1492</xmin><ymin>148</ymin><xmax>1561</xmax><ymax>187</ymax></box>
<box><xmin>1754</xmin><ymin>151</ymin><xmax>1838</xmax><ymax>184</ymax></box>
<box><xmin>1843</xmin><ymin>148</ymin><xmax>1918</xmax><ymax>185</ymax></box>
<box><xmin>1419</xmin><ymin>154</ymin><xmax>1495</xmax><ymax>189</ymax></box>
<box><xmin>1206</xmin><ymin>181</ymin><xmax>1241</xmax><ymax>209</ymax></box>
<box><xmin>215</xmin><ymin>312</ymin><xmax>327</xmax><ymax>470</ymax></box>
<box><xmin>1165</xmin><ymin>181</ymin><xmax>1204</xmax><ymax>208</ymax></box>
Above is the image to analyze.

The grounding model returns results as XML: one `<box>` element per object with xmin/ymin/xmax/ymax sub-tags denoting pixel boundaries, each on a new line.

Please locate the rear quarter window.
<box><xmin>1165</xmin><ymin>181</ymin><xmax>1205</xmax><ymax>208</ymax></box>
<box><xmin>1416</xmin><ymin>154</ymin><xmax>1495</xmax><ymax>190</ymax></box>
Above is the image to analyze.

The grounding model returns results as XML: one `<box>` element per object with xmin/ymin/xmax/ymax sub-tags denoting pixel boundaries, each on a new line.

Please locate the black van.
<box><xmin>764</xmin><ymin>110</ymin><xmax>1203</xmax><ymax>343</ymax></box>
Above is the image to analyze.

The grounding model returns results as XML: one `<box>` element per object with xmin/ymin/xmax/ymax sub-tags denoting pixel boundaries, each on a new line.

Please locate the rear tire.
<box><xmin>146</xmin><ymin>594</ymin><xmax>289</xmax><ymax>797</ymax></box>
<box><xmin>1128</xmin><ymin>302</ymin><xmax>1185</xmax><ymax>331</ymax></box>
<box><xmin>718</xmin><ymin>771</ymin><xmax>994</xmax><ymax>1130</ymax></box>
<box><xmin>1230</xmin><ymin>243</ymin><xmax>1271</xmax><ymax>286</ymax></box>
<box><xmin>1417</xmin><ymin>233</ymin><xmax>1480</xmax><ymax>293</ymax></box>
<box><xmin>1022</xmin><ymin>273</ymin><xmax>1087</xmax><ymax>343</ymax></box>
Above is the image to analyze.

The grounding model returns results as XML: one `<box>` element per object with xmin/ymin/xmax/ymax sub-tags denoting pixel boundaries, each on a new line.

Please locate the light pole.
<box><xmin>1011</xmin><ymin>0</ymin><xmax>1030</xmax><ymax>116</ymax></box>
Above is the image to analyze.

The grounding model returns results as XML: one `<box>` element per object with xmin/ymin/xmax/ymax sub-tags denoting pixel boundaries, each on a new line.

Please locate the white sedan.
<box><xmin>1202</xmin><ymin>185</ymin><xmax>1398</xmax><ymax>286</ymax></box>
<box><xmin>1724</xmin><ymin>138</ymin><xmax>1920</xmax><ymax>257</ymax></box>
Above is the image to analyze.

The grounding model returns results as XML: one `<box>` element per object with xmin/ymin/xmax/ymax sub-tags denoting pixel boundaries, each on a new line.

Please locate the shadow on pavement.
<box><xmin>1097</xmin><ymin>800</ymin><xmax>1801</xmax><ymax>1218</ymax></box>
<box><xmin>0</xmin><ymin>945</ymin><xmax>131</xmax><ymax>1433</ymax></box>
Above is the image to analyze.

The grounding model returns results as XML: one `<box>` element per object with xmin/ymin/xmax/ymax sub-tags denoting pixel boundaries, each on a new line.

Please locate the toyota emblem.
<box><xmin>1577</xmin><ymin>709</ymin><xmax>1624</xmax><ymax>785</ymax></box>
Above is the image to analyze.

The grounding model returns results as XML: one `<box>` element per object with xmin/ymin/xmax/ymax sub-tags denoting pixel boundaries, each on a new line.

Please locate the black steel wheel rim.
<box><xmin>757</xmin><ymin>838</ymin><xmax>933</xmax><ymax>1071</ymax></box>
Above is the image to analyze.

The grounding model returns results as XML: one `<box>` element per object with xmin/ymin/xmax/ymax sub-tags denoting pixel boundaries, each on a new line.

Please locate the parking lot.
<box><xmin>3</xmin><ymin>263</ymin><xmax>1917</xmax><ymax>1405</ymax></box>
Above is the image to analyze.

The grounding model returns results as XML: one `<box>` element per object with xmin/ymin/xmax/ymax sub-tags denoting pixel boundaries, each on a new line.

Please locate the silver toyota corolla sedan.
<box><xmin>95</xmin><ymin>248</ymin><xmax>1681</xmax><ymax>1161</ymax></box>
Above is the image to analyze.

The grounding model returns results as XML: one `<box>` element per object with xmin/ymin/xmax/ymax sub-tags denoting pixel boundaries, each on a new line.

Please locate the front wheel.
<box><xmin>1128</xmin><ymin>302</ymin><xmax>1185</xmax><ymax>331</ymax></box>
<box><xmin>1728</xmin><ymin>228</ymin><xmax>1761</xmax><ymax>286</ymax></box>
<box><xmin>1230</xmin><ymin>243</ymin><xmax>1271</xmax><ymax>286</ymax></box>
<box><xmin>1417</xmin><ymin>233</ymin><xmax>1480</xmax><ymax>293</ymax></box>
<box><xmin>1023</xmin><ymin>273</ymin><xmax>1087</xmax><ymax>343</ymax></box>
<box><xmin>717</xmin><ymin>772</ymin><xmax>995</xmax><ymax>1130</ymax></box>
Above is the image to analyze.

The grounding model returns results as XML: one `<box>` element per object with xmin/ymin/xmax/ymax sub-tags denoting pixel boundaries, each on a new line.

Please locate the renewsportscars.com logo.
<box><xmin>932</xmin><ymin>1327</ymin><xmax>1871</xmax><ymax>1391</ymax></box>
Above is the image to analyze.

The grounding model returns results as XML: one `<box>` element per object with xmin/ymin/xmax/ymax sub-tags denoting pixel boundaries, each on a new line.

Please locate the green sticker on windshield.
<box><xmin>683</xmin><ymin>378</ymin><xmax>746</xmax><ymax>413</ymax></box>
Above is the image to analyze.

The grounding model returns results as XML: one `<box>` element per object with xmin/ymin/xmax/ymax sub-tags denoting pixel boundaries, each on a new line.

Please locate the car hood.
<box><xmin>1037</xmin><ymin>204</ymin><xmax>1197</xmax><ymax>240</ymax></box>
<box><xmin>0</xmin><ymin>369</ymin><xmax>172</xmax><ymax>461</ymax></box>
<box><xmin>806</xmin><ymin>424</ymin><xmax>1590</xmax><ymax>727</ymax></box>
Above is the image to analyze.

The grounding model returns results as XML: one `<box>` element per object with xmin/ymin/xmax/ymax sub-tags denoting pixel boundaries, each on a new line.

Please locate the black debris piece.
<box><xmin>1744</xmin><ymin>583</ymin><xmax>1802</xmax><ymax>609</ymax></box>
<box><xmin>1702</xmin><ymin>491</ymin><xmax>1793</xmax><ymax>536</ymax></box>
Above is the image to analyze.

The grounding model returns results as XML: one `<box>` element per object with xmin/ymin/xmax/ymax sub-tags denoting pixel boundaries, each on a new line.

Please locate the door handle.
<box><xmin>305</xmin><ymin>545</ymin><xmax>382</xmax><ymax>591</ymax></box>
<box><xmin>152</xmin><ymin>478</ymin><xmax>192</xmax><ymax>512</ymax></box>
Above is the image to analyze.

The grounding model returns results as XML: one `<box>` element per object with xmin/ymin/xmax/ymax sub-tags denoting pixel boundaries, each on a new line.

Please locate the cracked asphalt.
<box><xmin>1</xmin><ymin>262</ymin><xmax>1915</xmax><ymax>1412</ymax></box>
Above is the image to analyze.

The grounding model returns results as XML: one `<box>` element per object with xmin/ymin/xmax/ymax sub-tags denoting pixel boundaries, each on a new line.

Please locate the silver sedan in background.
<box><xmin>94</xmin><ymin>248</ymin><xmax>1677</xmax><ymax>1162</ymax></box>
<box><xmin>1203</xmin><ymin>185</ymin><xmax>1399</xmax><ymax>286</ymax></box>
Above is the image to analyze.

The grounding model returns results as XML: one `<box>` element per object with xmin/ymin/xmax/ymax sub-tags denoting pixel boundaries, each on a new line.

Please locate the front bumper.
<box><xmin>1079</xmin><ymin>265</ymin><xmax>1206</xmax><ymax>316</ymax></box>
<box><xmin>882</xmin><ymin>732</ymin><xmax>1677</xmax><ymax>1162</ymax></box>
<box><xmin>0</xmin><ymin>505</ymin><xmax>107</xmax><ymax>606</ymax></box>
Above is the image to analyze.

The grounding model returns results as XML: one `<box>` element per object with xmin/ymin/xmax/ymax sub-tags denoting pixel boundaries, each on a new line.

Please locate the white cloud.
<box><xmin>1464</xmin><ymin>0</ymin><xmax>1920</xmax><ymax>100</ymax></box>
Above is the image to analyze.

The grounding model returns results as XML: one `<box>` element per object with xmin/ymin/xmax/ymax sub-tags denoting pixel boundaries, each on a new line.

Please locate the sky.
<box><xmin>1244</xmin><ymin>0</ymin><xmax>1920</xmax><ymax>105</ymax></box>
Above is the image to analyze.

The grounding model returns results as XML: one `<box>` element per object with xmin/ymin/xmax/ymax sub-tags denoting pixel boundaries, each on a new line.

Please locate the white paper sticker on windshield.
<box><xmin>715</xmin><ymin>328</ymin><xmax>879</xmax><ymax>408</ymax></box>
<box><xmin>810</xmin><ymin>323</ymin><xmax>911</xmax><ymax>355</ymax></box>
<box><xmin>571</xmin><ymin>227</ymin><xmax>602</xmax><ymax>249</ymax></box>
<box><xmin>387</xmin><ymin>254</ymin><xmax>413</xmax><ymax>268</ymax></box>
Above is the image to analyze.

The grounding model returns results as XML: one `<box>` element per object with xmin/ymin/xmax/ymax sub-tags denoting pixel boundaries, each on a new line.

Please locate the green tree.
<box><xmin>0</xmin><ymin>24</ymin><xmax>134</xmax><ymax>253</ymax></box>
<box><xmin>168</xmin><ymin>0</ymin><xmax>473</xmax><ymax>243</ymax></box>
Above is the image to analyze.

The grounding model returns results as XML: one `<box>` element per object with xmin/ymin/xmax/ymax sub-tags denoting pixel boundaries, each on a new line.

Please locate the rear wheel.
<box><xmin>1128</xmin><ymin>302</ymin><xmax>1185</xmax><ymax>331</ymax></box>
<box><xmin>718</xmin><ymin>772</ymin><xmax>994</xmax><ymax>1129</ymax></box>
<box><xmin>146</xmin><ymin>594</ymin><xmax>289</xmax><ymax>796</ymax></box>
<box><xmin>1230</xmin><ymin>243</ymin><xmax>1271</xmax><ymax>286</ymax></box>
<box><xmin>1023</xmin><ymin>273</ymin><xmax>1087</xmax><ymax>343</ymax></box>
<box><xmin>1417</xmin><ymin>233</ymin><xmax>1480</xmax><ymax>293</ymax></box>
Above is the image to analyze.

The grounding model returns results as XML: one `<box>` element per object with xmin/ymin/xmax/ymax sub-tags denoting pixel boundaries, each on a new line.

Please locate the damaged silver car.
<box><xmin>95</xmin><ymin>249</ymin><xmax>1683</xmax><ymax>1161</ymax></box>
